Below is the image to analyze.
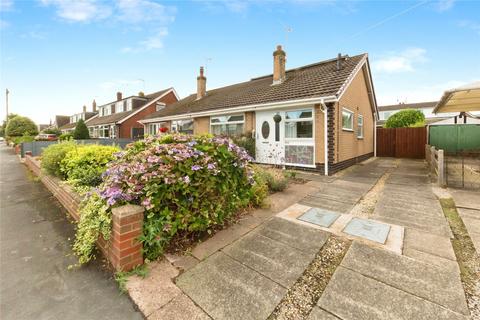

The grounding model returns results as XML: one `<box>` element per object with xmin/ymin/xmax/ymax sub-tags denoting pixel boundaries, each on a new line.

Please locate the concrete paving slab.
<box><xmin>343</xmin><ymin>218</ymin><xmax>390</xmax><ymax>244</ymax></box>
<box><xmin>403</xmin><ymin>228</ymin><xmax>456</xmax><ymax>261</ymax></box>
<box><xmin>307</xmin><ymin>307</ymin><xmax>341</xmax><ymax>320</ymax></box>
<box><xmin>176</xmin><ymin>252</ymin><xmax>286</xmax><ymax>320</ymax></box>
<box><xmin>298</xmin><ymin>207</ymin><xmax>340</xmax><ymax>227</ymax></box>
<box><xmin>375</xmin><ymin>202</ymin><xmax>447</xmax><ymax>221</ymax></box>
<box><xmin>191</xmin><ymin>224</ymin><xmax>251</xmax><ymax>260</ymax></box>
<box><xmin>341</xmin><ymin>242</ymin><xmax>469</xmax><ymax>315</ymax></box>
<box><xmin>300</xmin><ymin>196</ymin><xmax>354</xmax><ymax>214</ymax></box>
<box><xmin>450</xmin><ymin>189</ymin><xmax>480</xmax><ymax>210</ymax></box>
<box><xmin>387</xmin><ymin>174</ymin><xmax>430</xmax><ymax>186</ymax></box>
<box><xmin>126</xmin><ymin>260</ymin><xmax>182</xmax><ymax>317</ymax></box>
<box><xmin>305</xmin><ymin>191</ymin><xmax>361</xmax><ymax>204</ymax></box>
<box><xmin>147</xmin><ymin>294</ymin><xmax>211</xmax><ymax>320</ymax></box>
<box><xmin>403</xmin><ymin>247</ymin><xmax>459</xmax><ymax>269</ymax></box>
<box><xmin>257</xmin><ymin>217</ymin><xmax>329</xmax><ymax>254</ymax></box>
<box><xmin>457</xmin><ymin>207</ymin><xmax>480</xmax><ymax>220</ymax></box>
<box><xmin>377</xmin><ymin>197</ymin><xmax>443</xmax><ymax>215</ymax></box>
<box><xmin>164</xmin><ymin>254</ymin><xmax>199</xmax><ymax>272</ymax></box>
<box><xmin>223</xmin><ymin>232</ymin><xmax>315</xmax><ymax>287</ymax></box>
<box><xmin>318</xmin><ymin>267</ymin><xmax>468</xmax><ymax>320</ymax></box>
<box><xmin>375</xmin><ymin>215</ymin><xmax>452</xmax><ymax>238</ymax></box>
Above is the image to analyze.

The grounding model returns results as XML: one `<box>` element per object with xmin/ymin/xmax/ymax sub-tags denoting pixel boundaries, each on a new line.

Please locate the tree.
<box><xmin>73</xmin><ymin>119</ymin><xmax>90</xmax><ymax>139</ymax></box>
<box><xmin>0</xmin><ymin>113</ymin><xmax>19</xmax><ymax>137</ymax></box>
<box><xmin>384</xmin><ymin>109</ymin><xmax>425</xmax><ymax>128</ymax></box>
<box><xmin>5</xmin><ymin>115</ymin><xmax>38</xmax><ymax>137</ymax></box>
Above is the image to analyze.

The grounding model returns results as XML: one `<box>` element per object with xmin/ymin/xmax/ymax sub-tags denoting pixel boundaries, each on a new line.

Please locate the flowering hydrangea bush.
<box><xmin>74</xmin><ymin>134</ymin><xmax>258</xmax><ymax>262</ymax></box>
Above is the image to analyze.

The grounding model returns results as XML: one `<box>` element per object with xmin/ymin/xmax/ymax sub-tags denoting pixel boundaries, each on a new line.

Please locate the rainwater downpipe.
<box><xmin>320</xmin><ymin>99</ymin><xmax>329</xmax><ymax>176</ymax></box>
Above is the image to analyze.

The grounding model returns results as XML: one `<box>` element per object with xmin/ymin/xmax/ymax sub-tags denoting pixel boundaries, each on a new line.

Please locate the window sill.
<box><xmin>342</xmin><ymin>128</ymin><xmax>354</xmax><ymax>132</ymax></box>
<box><xmin>357</xmin><ymin>137</ymin><xmax>364</xmax><ymax>140</ymax></box>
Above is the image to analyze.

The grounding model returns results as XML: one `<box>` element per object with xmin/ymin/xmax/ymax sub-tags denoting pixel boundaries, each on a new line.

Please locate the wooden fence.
<box><xmin>426</xmin><ymin>144</ymin><xmax>446</xmax><ymax>187</ymax></box>
<box><xmin>376</xmin><ymin>127</ymin><xmax>427</xmax><ymax>159</ymax></box>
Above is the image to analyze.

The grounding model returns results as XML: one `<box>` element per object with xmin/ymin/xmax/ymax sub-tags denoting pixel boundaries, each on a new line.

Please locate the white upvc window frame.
<box><xmin>283</xmin><ymin>107</ymin><xmax>315</xmax><ymax>168</ymax></box>
<box><xmin>357</xmin><ymin>114</ymin><xmax>364</xmax><ymax>139</ymax></box>
<box><xmin>116</xmin><ymin>101</ymin><xmax>124</xmax><ymax>113</ymax></box>
<box><xmin>172</xmin><ymin>119</ymin><xmax>194</xmax><ymax>134</ymax></box>
<box><xmin>126</xmin><ymin>99</ymin><xmax>133</xmax><ymax>111</ymax></box>
<box><xmin>342</xmin><ymin>107</ymin><xmax>354</xmax><ymax>131</ymax></box>
<box><xmin>147</xmin><ymin>123</ymin><xmax>161</xmax><ymax>135</ymax></box>
<box><xmin>209</xmin><ymin>113</ymin><xmax>245</xmax><ymax>136</ymax></box>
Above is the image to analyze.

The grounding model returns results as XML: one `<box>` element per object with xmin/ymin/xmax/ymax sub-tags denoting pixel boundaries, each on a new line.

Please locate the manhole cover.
<box><xmin>343</xmin><ymin>218</ymin><xmax>390</xmax><ymax>244</ymax></box>
<box><xmin>297</xmin><ymin>207</ymin><xmax>340</xmax><ymax>228</ymax></box>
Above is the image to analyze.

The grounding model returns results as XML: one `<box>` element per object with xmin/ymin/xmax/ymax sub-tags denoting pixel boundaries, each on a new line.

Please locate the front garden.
<box><xmin>38</xmin><ymin>134</ymin><xmax>292</xmax><ymax>266</ymax></box>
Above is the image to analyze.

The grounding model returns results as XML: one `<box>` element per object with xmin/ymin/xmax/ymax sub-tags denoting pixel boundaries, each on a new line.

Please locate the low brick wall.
<box><xmin>24</xmin><ymin>155</ymin><xmax>144</xmax><ymax>271</ymax></box>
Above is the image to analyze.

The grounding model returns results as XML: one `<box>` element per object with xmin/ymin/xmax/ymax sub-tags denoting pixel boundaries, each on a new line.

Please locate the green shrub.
<box><xmin>5</xmin><ymin>116</ymin><xmax>38</xmax><ymax>137</ymax></box>
<box><xmin>42</xmin><ymin>127</ymin><xmax>62</xmax><ymax>135</ymax></box>
<box><xmin>384</xmin><ymin>109</ymin><xmax>425</xmax><ymax>128</ymax></box>
<box><xmin>41</xmin><ymin>141</ymin><xmax>77</xmax><ymax>178</ymax></box>
<box><xmin>61</xmin><ymin>144</ymin><xmax>119</xmax><ymax>188</ymax></box>
<box><xmin>12</xmin><ymin>135</ymin><xmax>35</xmax><ymax>146</ymax></box>
<box><xmin>73</xmin><ymin>119</ymin><xmax>90</xmax><ymax>139</ymax></box>
<box><xmin>232</xmin><ymin>134</ymin><xmax>255</xmax><ymax>158</ymax></box>
<box><xmin>249</xmin><ymin>167</ymin><xmax>269</xmax><ymax>207</ymax></box>
<box><xmin>59</xmin><ymin>133</ymin><xmax>73</xmax><ymax>141</ymax></box>
<box><xmin>253</xmin><ymin>165</ymin><xmax>289</xmax><ymax>192</ymax></box>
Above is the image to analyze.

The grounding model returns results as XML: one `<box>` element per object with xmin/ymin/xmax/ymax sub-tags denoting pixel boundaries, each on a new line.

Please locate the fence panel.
<box><xmin>21</xmin><ymin>139</ymin><xmax>135</xmax><ymax>157</ymax></box>
<box><xmin>429</xmin><ymin>124</ymin><xmax>480</xmax><ymax>153</ymax></box>
<box><xmin>376</xmin><ymin>127</ymin><xmax>426</xmax><ymax>158</ymax></box>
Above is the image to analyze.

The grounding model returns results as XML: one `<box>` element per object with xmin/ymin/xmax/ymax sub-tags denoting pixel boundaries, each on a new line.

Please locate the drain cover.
<box><xmin>343</xmin><ymin>218</ymin><xmax>390</xmax><ymax>244</ymax></box>
<box><xmin>297</xmin><ymin>207</ymin><xmax>340</xmax><ymax>228</ymax></box>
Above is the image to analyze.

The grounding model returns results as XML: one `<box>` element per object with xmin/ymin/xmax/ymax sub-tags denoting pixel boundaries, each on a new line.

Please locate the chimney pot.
<box><xmin>92</xmin><ymin>99</ymin><xmax>97</xmax><ymax>112</ymax></box>
<box><xmin>117</xmin><ymin>92</ymin><xmax>122</xmax><ymax>101</ymax></box>
<box><xmin>273</xmin><ymin>45</ymin><xmax>286</xmax><ymax>85</ymax></box>
<box><xmin>82</xmin><ymin>105</ymin><xmax>86</xmax><ymax>113</ymax></box>
<box><xmin>197</xmin><ymin>66</ymin><xmax>207</xmax><ymax>99</ymax></box>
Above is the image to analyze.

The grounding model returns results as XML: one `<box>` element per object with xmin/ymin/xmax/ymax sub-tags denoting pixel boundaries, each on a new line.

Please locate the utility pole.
<box><xmin>5</xmin><ymin>88</ymin><xmax>9</xmax><ymax>125</ymax></box>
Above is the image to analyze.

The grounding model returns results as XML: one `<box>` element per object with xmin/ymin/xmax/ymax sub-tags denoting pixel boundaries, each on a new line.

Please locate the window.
<box><xmin>147</xmin><ymin>123</ymin><xmax>168</xmax><ymax>135</ymax></box>
<box><xmin>172</xmin><ymin>119</ymin><xmax>193</xmax><ymax>134</ymax></box>
<box><xmin>210</xmin><ymin>114</ymin><xmax>244</xmax><ymax>136</ymax></box>
<box><xmin>126</xmin><ymin>99</ymin><xmax>133</xmax><ymax>111</ymax></box>
<box><xmin>357</xmin><ymin>115</ymin><xmax>364</xmax><ymax>138</ymax></box>
<box><xmin>116</xmin><ymin>101</ymin><xmax>124</xmax><ymax>113</ymax></box>
<box><xmin>342</xmin><ymin>108</ymin><xmax>354</xmax><ymax>130</ymax></box>
<box><xmin>98</xmin><ymin>125</ymin><xmax>114</xmax><ymax>138</ymax></box>
<box><xmin>285</xmin><ymin>109</ymin><xmax>313</xmax><ymax>138</ymax></box>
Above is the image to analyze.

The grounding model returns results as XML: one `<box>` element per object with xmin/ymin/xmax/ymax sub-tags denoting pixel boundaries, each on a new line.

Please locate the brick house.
<box><xmin>140</xmin><ymin>46</ymin><xmax>378</xmax><ymax>175</ymax></box>
<box><xmin>59</xmin><ymin>105</ymin><xmax>98</xmax><ymax>133</ymax></box>
<box><xmin>86</xmin><ymin>88</ymin><xmax>178</xmax><ymax>139</ymax></box>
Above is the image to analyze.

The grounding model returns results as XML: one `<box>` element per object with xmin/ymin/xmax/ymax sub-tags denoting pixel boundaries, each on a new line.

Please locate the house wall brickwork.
<box><xmin>314</xmin><ymin>104</ymin><xmax>325</xmax><ymax>164</ymax></box>
<box><xmin>193</xmin><ymin>116</ymin><xmax>209</xmax><ymax>134</ymax></box>
<box><xmin>245</xmin><ymin>111</ymin><xmax>255</xmax><ymax>133</ymax></box>
<box><xmin>24</xmin><ymin>155</ymin><xmax>144</xmax><ymax>272</ymax></box>
<box><xmin>335</xmin><ymin>67</ymin><xmax>375</xmax><ymax>163</ymax></box>
<box><xmin>119</xmin><ymin>91</ymin><xmax>178</xmax><ymax>139</ymax></box>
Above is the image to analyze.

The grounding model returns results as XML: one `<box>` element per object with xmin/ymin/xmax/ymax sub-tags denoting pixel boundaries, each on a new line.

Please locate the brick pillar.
<box><xmin>110</xmin><ymin>204</ymin><xmax>144</xmax><ymax>271</ymax></box>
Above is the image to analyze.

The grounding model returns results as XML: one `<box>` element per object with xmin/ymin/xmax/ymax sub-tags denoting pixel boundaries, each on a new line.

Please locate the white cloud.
<box><xmin>40</xmin><ymin>0</ymin><xmax>112</xmax><ymax>22</ymax></box>
<box><xmin>374</xmin><ymin>48</ymin><xmax>427</xmax><ymax>73</ymax></box>
<box><xmin>122</xmin><ymin>28</ymin><xmax>168</xmax><ymax>53</ymax></box>
<box><xmin>0</xmin><ymin>0</ymin><xmax>13</xmax><ymax>12</ymax></box>
<box><xmin>458</xmin><ymin>20</ymin><xmax>480</xmax><ymax>36</ymax></box>
<box><xmin>116</xmin><ymin>0</ymin><xmax>176</xmax><ymax>24</ymax></box>
<box><xmin>0</xmin><ymin>19</ymin><xmax>9</xmax><ymax>29</ymax></box>
<box><xmin>436</xmin><ymin>0</ymin><xmax>455</xmax><ymax>12</ymax></box>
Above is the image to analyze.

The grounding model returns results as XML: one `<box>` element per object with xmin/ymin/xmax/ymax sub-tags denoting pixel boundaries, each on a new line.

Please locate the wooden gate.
<box><xmin>376</xmin><ymin>127</ymin><xmax>427</xmax><ymax>159</ymax></box>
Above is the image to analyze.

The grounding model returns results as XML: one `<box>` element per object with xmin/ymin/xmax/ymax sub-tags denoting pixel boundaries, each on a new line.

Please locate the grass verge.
<box><xmin>440</xmin><ymin>198</ymin><xmax>480</xmax><ymax>317</ymax></box>
<box><xmin>268</xmin><ymin>235</ymin><xmax>351</xmax><ymax>319</ymax></box>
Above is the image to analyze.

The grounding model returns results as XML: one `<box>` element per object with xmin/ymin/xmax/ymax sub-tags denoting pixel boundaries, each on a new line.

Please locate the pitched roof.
<box><xmin>55</xmin><ymin>115</ymin><xmax>69</xmax><ymax>128</ymax></box>
<box><xmin>144</xmin><ymin>54</ymin><xmax>367</xmax><ymax>120</ymax></box>
<box><xmin>378</xmin><ymin>101</ymin><xmax>438</xmax><ymax>112</ymax></box>
<box><xmin>59</xmin><ymin>112</ymin><xmax>97</xmax><ymax>130</ymax></box>
<box><xmin>87</xmin><ymin>88</ymin><xmax>171</xmax><ymax>126</ymax></box>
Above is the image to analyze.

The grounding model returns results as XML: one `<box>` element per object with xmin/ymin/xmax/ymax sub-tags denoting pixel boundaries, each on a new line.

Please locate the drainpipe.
<box><xmin>374</xmin><ymin>118</ymin><xmax>377</xmax><ymax>157</ymax></box>
<box><xmin>320</xmin><ymin>99</ymin><xmax>329</xmax><ymax>176</ymax></box>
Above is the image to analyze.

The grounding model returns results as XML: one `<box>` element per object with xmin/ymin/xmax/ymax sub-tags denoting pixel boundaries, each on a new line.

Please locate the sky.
<box><xmin>1</xmin><ymin>0</ymin><xmax>479</xmax><ymax>124</ymax></box>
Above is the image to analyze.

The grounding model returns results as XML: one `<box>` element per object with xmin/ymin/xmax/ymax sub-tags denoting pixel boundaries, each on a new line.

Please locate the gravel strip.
<box><xmin>268</xmin><ymin>236</ymin><xmax>351</xmax><ymax>320</ymax></box>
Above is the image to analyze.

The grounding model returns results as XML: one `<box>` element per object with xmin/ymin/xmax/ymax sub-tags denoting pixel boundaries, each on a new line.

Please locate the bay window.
<box><xmin>210</xmin><ymin>114</ymin><xmax>244</xmax><ymax>136</ymax></box>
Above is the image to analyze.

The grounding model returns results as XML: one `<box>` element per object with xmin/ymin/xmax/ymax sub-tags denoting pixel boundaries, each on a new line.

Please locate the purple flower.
<box><xmin>207</xmin><ymin>163</ymin><xmax>216</xmax><ymax>170</ymax></box>
<box><xmin>191</xmin><ymin>165</ymin><xmax>202</xmax><ymax>171</ymax></box>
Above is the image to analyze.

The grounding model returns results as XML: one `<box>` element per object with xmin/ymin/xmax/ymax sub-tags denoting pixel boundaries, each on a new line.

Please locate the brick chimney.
<box><xmin>273</xmin><ymin>45</ymin><xmax>286</xmax><ymax>85</ymax></box>
<box><xmin>92</xmin><ymin>99</ymin><xmax>97</xmax><ymax>112</ymax></box>
<box><xmin>197</xmin><ymin>66</ymin><xmax>206</xmax><ymax>99</ymax></box>
<box><xmin>82</xmin><ymin>105</ymin><xmax>86</xmax><ymax>113</ymax></box>
<box><xmin>117</xmin><ymin>92</ymin><xmax>122</xmax><ymax>101</ymax></box>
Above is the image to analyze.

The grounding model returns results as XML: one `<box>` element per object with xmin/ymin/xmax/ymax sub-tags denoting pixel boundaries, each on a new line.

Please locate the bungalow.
<box><xmin>377</xmin><ymin>101</ymin><xmax>458</xmax><ymax>127</ymax></box>
<box><xmin>86</xmin><ymin>89</ymin><xmax>178</xmax><ymax>139</ymax></box>
<box><xmin>140</xmin><ymin>46</ymin><xmax>378</xmax><ymax>175</ymax></box>
<box><xmin>59</xmin><ymin>106</ymin><xmax>97</xmax><ymax>133</ymax></box>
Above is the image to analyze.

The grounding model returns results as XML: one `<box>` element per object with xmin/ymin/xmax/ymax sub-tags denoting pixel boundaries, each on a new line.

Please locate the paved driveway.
<box><xmin>0</xmin><ymin>145</ymin><xmax>142</xmax><ymax>320</ymax></box>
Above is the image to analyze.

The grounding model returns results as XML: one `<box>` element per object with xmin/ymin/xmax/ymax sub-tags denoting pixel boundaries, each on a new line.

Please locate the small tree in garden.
<box><xmin>384</xmin><ymin>109</ymin><xmax>425</xmax><ymax>128</ymax></box>
<box><xmin>5</xmin><ymin>115</ymin><xmax>38</xmax><ymax>137</ymax></box>
<box><xmin>73</xmin><ymin>119</ymin><xmax>90</xmax><ymax>139</ymax></box>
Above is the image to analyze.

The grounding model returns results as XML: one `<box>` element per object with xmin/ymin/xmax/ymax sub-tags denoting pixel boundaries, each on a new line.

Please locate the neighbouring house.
<box><xmin>53</xmin><ymin>115</ymin><xmax>70</xmax><ymax>129</ymax></box>
<box><xmin>86</xmin><ymin>89</ymin><xmax>178</xmax><ymax>139</ymax></box>
<box><xmin>59</xmin><ymin>105</ymin><xmax>98</xmax><ymax>134</ymax></box>
<box><xmin>377</xmin><ymin>101</ymin><xmax>459</xmax><ymax>127</ymax></box>
<box><xmin>140</xmin><ymin>46</ymin><xmax>378</xmax><ymax>175</ymax></box>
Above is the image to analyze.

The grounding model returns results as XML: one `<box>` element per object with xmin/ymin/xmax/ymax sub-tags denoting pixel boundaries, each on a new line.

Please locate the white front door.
<box><xmin>255</xmin><ymin>111</ymin><xmax>284</xmax><ymax>165</ymax></box>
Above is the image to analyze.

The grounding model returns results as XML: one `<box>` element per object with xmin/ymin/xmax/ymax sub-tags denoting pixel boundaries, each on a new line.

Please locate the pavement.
<box><xmin>450</xmin><ymin>189</ymin><xmax>480</xmax><ymax>253</ymax></box>
<box><xmin>0</xmin><ymin>145</ymin><xmax>142</xmax><ymax>320</ymax></box>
